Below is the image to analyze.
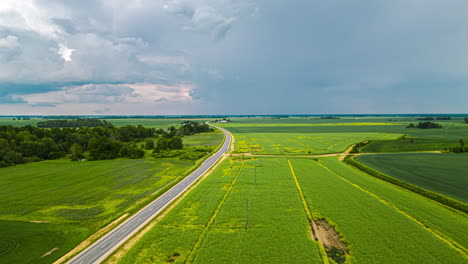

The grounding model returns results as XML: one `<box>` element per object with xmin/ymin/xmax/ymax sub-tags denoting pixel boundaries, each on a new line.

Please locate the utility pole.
<box><xmin>254</xmin><ymin>167</ymin><xmax>257</xmax><ymax>188</ymax></box>
<box><xmin>245</xmin><ymin>199</ymin><xmax>249</xmax><ymax>229</ymax></box>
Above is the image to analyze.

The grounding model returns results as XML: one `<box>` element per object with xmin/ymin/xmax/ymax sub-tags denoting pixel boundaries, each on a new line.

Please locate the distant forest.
<box><xmin>0</xmin><ymin>120</ymin><xmax>213</xmax><ymax>167</ymax></box>
<box><xmin>37</xmin><ymin>118</ymin><xmax>111</xmax><ymax>128</ymax></box>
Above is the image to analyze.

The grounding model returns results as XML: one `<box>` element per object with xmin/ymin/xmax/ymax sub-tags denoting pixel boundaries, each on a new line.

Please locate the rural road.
<box><xmin>67</xmin><ymin>124</ymin><xmax>231</xmax><ymax>264</ymax></box>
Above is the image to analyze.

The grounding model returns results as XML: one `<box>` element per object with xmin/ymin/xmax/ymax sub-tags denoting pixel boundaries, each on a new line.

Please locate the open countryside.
<box><xmin>1</xmin><ymin>2</ymin><xmax>468</xmax><ymax>263</ymax></box>
<box><xmin>2</xmin><ymin>116</ymin><xmax>466</xmax><ymax>263</ymax></box>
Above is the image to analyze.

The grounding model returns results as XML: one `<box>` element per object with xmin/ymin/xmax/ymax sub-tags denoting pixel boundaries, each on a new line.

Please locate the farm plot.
<box><xmin>290</xmin><ymin>158</ymin><xmax>467</xmax><ymax>264</ymax></box>
<box><xmin>355</xmin><ymin>153</ymin><xmax>468</xmax><ymax>203</ymax></box>
<box><xmin>0</xmin><ymin>158</ymin><xmax>195</xmax><ymax>263</ymax></box>
<box><xmin>233</xmin><ymin>132</ymin><xmax>400</xmax><ymax>154</ymax></box>
<box><xmin>115</xmin><ymin>157</ymin><xmax>323</xmax><ymax>264</ymax></box>
<box><xmin>361</xmin><ymin>138</ymin><xmax>460</xmax><ymax>153</ymax></box>
<box><xmin>0</xmin><ymin>221</ymin><xmax>87</xmax><ymax>264</ymax></box>
<box><xmin>319</xmin><ymin>157</ymin><xmax>468</xmax><ymax>253</ymax></box>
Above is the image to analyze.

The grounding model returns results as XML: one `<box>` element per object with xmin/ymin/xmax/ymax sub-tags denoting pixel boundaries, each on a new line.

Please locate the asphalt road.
<box><xmin>67</xmin><ymin>124</ymin><xmax>231</xmax><ymax>264</ymax></box>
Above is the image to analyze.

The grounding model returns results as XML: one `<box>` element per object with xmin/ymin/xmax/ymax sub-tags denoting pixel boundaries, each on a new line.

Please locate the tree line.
<box><xmin>37</xmin><ymin>118</ymin><xmax>111</xmax><ymax>128</ymax></box>
<box><xmin>406</xmin><ymin>122</ymin><xmax>442</xmax><ymax>129</ymax></box>
<box><xmin>0</xmin><ymin>120</ymin><xmax>212</xmax><ymax>167</ymax></box>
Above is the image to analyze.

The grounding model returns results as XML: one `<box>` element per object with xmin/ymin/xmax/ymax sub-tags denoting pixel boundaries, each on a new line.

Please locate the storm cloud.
<box><xmin>1</xmin><ymin>0</ymin><xmax>467</xmax><ymax>114</ymax></box>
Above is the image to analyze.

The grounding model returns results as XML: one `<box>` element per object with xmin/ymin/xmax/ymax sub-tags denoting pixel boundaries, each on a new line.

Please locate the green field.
<box><xmin>356</xmin><ymin>153</ymin><xmax>468</xmax><ymax>202</ymax></box>
<box><xmin>361</xmin><ymin>138</ymin><xmax>460</xmax><ymax>152</ymax></box>
<box><xmin>218</xmin><ymin>117</ymin><xmax>468</xmax><ymax>139</ymax></box>
<box><xmin>116</xmin><ymin>158</ymin><xmax>324</xmax><ymax>264</ymax></box>
<box><xmin>293</xmin><ymin>158</ymin><xmax>467</xmax><ymax>263</ymax></box>
<box><xmin>114</xmin><ymin>156</ymin><xmax>468</xmax><ymax>263</ymax></box>
<box><xmin>0</xmin><ymin>118</ymin><xmax>41</xmax><ymax>127</ymax></box>
<box><xmin>182</xmin><ymin>131</ymin><xmax>224</xmax><ymax>146</ymax></box>
<box><xmin>0</xmin><ymin>221</ymin><xmax>88</xmax><ymax>264</ymax></box>
<box><xmin>232</xmin><ymin>132</ymin><xmax>400</xmax><ymax>154</ymax></box>
<box><xmin>0</xmin><ymin>158</ymin><xmax>194</xmax><ymax>264</ymax></box>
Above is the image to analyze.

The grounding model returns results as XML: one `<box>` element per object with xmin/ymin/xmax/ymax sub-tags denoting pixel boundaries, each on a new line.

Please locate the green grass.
<box><xmin>232</xmin><ymin>132</ymin><xmax>400</xmax><ymax>155</ymax></box>
<box><xmin>0</xmin><ymin>158</ymin><xmax>195</xmax><ymax>263</ymax></box>
<box><xmin>291</xmin><ymin>158</ymin><xmax>467</xmax><ymax>263</ymax></box>
<box><xmin>362</xmin><ymin>138</ymin><xmax>460</xmax><ymax>152</ymax></box>
<box><xmin>356</xmin><ymin>153</ymin><xmax>468</xmax><ymax>202</ymax></box>
<box><xmin>116</xmin><ymin>158</ymin><xmax>323</xmax><ymax>264</ymax></box>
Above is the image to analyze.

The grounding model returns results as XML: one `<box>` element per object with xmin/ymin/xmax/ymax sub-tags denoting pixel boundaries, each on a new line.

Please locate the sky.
<box><xmin>0</xmin><ymin>0</ymin><xmax>467</xmax><ymax>115</ymax></box>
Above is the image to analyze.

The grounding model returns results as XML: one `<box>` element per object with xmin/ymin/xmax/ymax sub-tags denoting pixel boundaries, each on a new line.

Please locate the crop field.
<box><xmin>356</xmin><ymin>153</ymin><xmax>468</xmax><ymax>202</ymax></box>
<box><xmin>361</xmin><ymin>138</ymin><xmax>460</xmax><ymax>152</ymax></box>
<box><xmin>0</xmin><ymin>118</ymin><xmax>41</xmax><ymax>126</ymax></box>
<box><xmin>292</xmin><ymin>158</ymin><xmax>467</xmax><ymax>263</ymax></box>
<box><xmin>113</xmin><ymin>156</ymin><xmax>468</xmax><ymax>264</ymax></box>
<box><xmin>182</xmin><ymin>131</ymin><xmax>224</xmax><ymax>146</ymax></box>
<box><xmin>232</xmin><ymin>132</ymin><xmax>400</xmax><ymax>155</ymax></box>
<box><xmin>319</xmin><ymin>158</ymin><xmax>468</xmax><ymax>252</ymax></box>
<box><xmin>0</xmin><ymin>158</ymin><xmax>195</xmax><ymax>264</ymax></box>
<box><xmin>0</xmin><ymin>221</ymin><xmax>88</xmax><ymax>264</ymax></box>
<box><xmin>114</xmin><ymin>157</ymin><xmax>324</xmax><ymax>264</ymax></box>
<box><xmin>218</xmin><ymin>117</ymin><xmax>468</xmax><ymax>139</ymax></box>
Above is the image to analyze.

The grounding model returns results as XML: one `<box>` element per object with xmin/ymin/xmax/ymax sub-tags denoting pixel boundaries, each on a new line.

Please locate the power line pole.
<box><xmin>254</xmin><ymin>167</ymin><xmax>257</xmax><ymax>188</ymax></box>
<box><xmin>245</xmin><ymin>199</ymin><xmax>249</xmax><ymax>229</ymax></box>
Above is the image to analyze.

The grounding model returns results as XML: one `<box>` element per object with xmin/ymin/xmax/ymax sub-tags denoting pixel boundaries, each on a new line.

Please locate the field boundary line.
<box><xmin>184</xmin><ymin>162</ymin><xmax>245</xmax><ymax>264</ymax></box>
<box><xmin>317</xmin><ymin>161</ymin><xmax>468</xmax><ymax>258</ymax></box>
<box><xmin>287</xmin><ymin>159</ymin><xmax>330</xmax><ymax>264</ymax></box>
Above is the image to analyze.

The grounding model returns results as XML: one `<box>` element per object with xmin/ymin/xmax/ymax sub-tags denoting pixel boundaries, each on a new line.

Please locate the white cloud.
<box><xmin>0</xmin><ymin>35</ymin><xmax>19</xmax><ymax>49</ymax></box>
<box><xmin>13</xmin><ymin>83</ymin><xmax>194</xmax><ymax>106</ymax></box>
<box><xmin>58</xmin><ymin>43</ymin><xmax>74</xmax><ymax>61</ymax></box>
<box><xmin>184</xmin><ymin>6</ymin><xmax>235</xmax><ymax>39</ymax></box>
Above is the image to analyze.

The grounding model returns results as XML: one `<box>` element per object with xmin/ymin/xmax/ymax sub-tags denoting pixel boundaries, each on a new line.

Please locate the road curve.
<box><xmin>67</xmin><ymin>124</ymin><xmax>231</xmax><ymax>264</ymax></box>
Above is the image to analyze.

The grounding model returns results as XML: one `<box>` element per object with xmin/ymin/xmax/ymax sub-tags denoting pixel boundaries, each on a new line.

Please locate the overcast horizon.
<box><xmin>1</xmin><ymin>1</ymin><xmax>468</xmax><ymax>115</ymax></box>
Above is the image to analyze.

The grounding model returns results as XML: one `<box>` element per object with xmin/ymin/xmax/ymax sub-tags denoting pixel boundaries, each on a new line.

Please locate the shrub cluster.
<box><xmin>446</xmin><ymin>139</ymin><xmax>468</xmax><ymax>153</ymax></box>
<box><xmin>406</xmin><ymin>122</ymin><xmax>442</xmax><ymax>129</ymax></box>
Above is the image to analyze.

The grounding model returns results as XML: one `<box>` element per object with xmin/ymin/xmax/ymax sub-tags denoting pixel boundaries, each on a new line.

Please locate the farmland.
<box><xmin>0</xmin><ymin>158</ymin><xmax>194</xmax><ymax>264</ymax></box>
<box><xmin>356</xmin><ymin>153</ymin><xmax>468</xmax><ymax>202</ymax></box>
<box><xmin>114</xmin><ymin>157</ymin><xmax>324</xmax><ymax>264</ymax></box>
<box><xmin>292</xmin><ymin>158</ymin><xmax>467</xmax><ymax>263</ymax></box>
<box><xmin>1</xmin><ymin>116</ymin><xmax>467</xmax><ymax>264</ymax></box>
<box><xmin>361</xmin><ymin>138</ymin><xmax>460</xmax><ymax>152</ymax></box>
<box><xmin>231</xmin><ymin>132</ymin><xmax>400</xmax><ymax>155</ymax></box>
<box><xmin>109</xmin><ymin>117</ymin><xmax>468</xmax><ymax>264</ymax></box>
<box><xmin>112</xmin><ymin>155</ymin><xmax>467</xmax><ymax>263</ymax></box>
<box><xmin>0</xmin><ymin>119</ymin><xmax>223</xmax><ymax>264</ymax></box>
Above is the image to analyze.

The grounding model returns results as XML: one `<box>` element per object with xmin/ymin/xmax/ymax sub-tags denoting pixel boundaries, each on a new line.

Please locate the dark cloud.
<box><xmin>0</xmin><ymin>0</ymin><xmax>467</xmax><ymax>113</ymax></box>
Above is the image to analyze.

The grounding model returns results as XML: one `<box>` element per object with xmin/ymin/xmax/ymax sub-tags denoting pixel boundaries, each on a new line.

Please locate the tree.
<box><xmin>406</xmin><ymin>123</ymin><xmax>415</xmax><ymax>128</ymax></box>
<box><xmin>464</xmin><ymin>117</ymin><xmax>468</xmax><ymax>123</ymax></box>
<box><xmin>145</xmin><ymin>138</ymin><xmax>155</xmax><ymax>149</ymax></box>
<box><xmin>70</xmin><ymin>144</ymin><xmax>84</xmax><ymax>161</ymax></box>
<box><xmin>155</xmin><ymin>137</ymin><xmax>170</xmax><ymax>152</ymax></box>
<box><xmin>169</xmin><ymin>136</ymin><xmax>183</xmax><ymax>149</ymax></box>
<box><xmin>119</xmin><ymin>143</ymin><xmax>145</xmax><ymax>159</ymax></box>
